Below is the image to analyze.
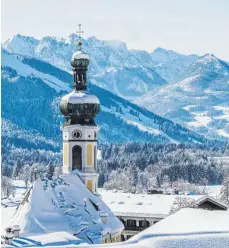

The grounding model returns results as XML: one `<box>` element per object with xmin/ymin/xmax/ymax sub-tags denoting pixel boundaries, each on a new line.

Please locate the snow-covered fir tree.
<box><xmin>220</xmin><ymin>176</ymin><xmax>229</xmax><ymax>204</ymax></box>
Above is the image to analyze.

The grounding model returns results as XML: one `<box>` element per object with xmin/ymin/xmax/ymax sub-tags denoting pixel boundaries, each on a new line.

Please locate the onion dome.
<box><xmin>71</xmin><ymin>51</ymin><xmax>90</xmax><ymax>66</ymax></box>
<box><xmin>60</xmin><ymin>91</ymin><xmax>100</xmax><ymax>125</ymax></box>
<box><xmin>60</xmin><ymin>25</ymin><xmax>100</xmax><ymax>125</ymax></box>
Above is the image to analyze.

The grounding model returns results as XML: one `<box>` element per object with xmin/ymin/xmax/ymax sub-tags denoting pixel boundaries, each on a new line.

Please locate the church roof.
<box><xmin>8</xmin><ymin>176</ymin><xmax>123</xmax><ymax>244</ymax></box>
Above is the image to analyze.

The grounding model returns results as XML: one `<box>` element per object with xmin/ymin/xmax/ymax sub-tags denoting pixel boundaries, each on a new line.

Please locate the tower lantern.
<box><xmin>60</xmin><ymin>25</ymin><xmax>100</xmax><ymax>193</ymax></box>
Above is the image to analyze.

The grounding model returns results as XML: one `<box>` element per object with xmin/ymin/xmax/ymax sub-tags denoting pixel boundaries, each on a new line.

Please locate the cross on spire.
<box><xmin>77</xmin><ymin>24</ymin><xmax>83</xmax><ymax>51</ymax></box>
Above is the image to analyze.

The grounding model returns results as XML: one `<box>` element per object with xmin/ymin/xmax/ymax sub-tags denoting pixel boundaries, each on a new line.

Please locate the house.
<box><xmin>99</xmin><ymin>190</ymin><xmax>228</xmax><ymax>241</ymax></box>
<box><xmin>192</xmin><ymin>195</ymin><xmax>228</xmax><ymax>211</ymax></box>
<box><xmin>126</xmin><ymin>208</ymin><xmax>229</xmax><ymax>248</ymax></box>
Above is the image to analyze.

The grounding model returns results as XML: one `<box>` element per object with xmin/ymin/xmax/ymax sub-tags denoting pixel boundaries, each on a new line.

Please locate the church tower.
<box><xmin>60</xmin><ymin>25</ymin><xmax>100</xmax><ymax>193</ymax></box>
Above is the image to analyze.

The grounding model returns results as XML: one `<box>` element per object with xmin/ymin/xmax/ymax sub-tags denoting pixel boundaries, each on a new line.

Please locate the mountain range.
<box><xmin>2</xmin><ymin>48</ymin><xmax>206</xmax><ymax>156</ymax></box>
<box><xmin>2</xmin><ymin>33</ymin><xmax>229</xmax><ymax>146</ymax></box>
<box><xmin>3</xmin><ymin>34</ymin><xmax>197</xmax><ymax>99</ymax></box>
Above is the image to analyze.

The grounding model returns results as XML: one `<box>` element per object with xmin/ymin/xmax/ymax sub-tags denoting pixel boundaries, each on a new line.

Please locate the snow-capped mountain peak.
<box><xmin>150</xmin><ymin>47</ymin><xmax>198</xmax><ymax>82</ymax></box>
<box><xmin>196</xmin><ymin>53</ymin><xmax>221</xmax><ymax>65</ymax></box>
<box><xmin>179</xmin><ymin>53</ymin><xmax>229</xmax><ymax>80</ymax></box>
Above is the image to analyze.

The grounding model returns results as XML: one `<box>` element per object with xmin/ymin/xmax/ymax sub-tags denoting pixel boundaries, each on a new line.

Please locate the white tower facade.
<box><xmin>62</xmin><ymin>124</ymin><xmax>99</xmax><ymax>193</ymax></box>
<box><xmin>60</xmin><ymin>42</ymin><xmax>100</xmax><ymax>194</ymax></box>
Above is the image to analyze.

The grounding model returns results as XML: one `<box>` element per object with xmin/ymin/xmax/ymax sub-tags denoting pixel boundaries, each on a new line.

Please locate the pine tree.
<box><xmin>131</xmin><ymin>165</ymin><xmax>138</xmax><ymax>193</ymax></box>
<box><xmin>46</xmin><ymin>164</ymin><xmax>55</xmax><ymax>180</ymax></box>
<box><xmin>12</xmin><ymin>160</ymin><xmax>22</xmax><ymax>178</ymax></box>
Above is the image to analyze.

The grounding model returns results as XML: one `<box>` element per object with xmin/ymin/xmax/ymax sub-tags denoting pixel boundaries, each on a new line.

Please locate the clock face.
<box><xmin>72</xmin><ymin>130</ymin><xmax>82</xmax><ymax>139</ymax></box>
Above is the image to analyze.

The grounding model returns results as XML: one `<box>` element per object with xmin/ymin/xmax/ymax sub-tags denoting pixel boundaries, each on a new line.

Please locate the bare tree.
<box><xmin>1</xmin><ymin>176</ymin><xmax>16</xmax><ymax>198</ymax></box>
<box><xmin>170</xmin><ymin>196</ymin><xmax>196</xmax><ymax>214</ymax></box>
<box><xmin>19</xmin><ymin>164</ymin><xmax>31</xmax><ymax>188</ymax></box>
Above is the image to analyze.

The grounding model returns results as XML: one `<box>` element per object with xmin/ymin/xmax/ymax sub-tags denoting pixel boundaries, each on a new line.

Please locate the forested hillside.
<box><xmin>98</xmin><ymin>143</ymin><xmax>229</xmax><ymax>193</ymax></box>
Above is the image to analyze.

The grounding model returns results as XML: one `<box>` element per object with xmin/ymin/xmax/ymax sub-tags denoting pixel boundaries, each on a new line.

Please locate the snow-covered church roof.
<box><xmin>8</xmin><ymin>175</ymin><xmax>123</xmax><ymax>244</ymax></box>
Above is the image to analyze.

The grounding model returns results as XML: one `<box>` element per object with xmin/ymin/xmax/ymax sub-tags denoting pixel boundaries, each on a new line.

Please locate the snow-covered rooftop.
<box><xmin>10</xmin><ymin>208</ymin><xmax>228</xmax><ymax>248</ymax></box>
<box><xmin>8</xmin><ymin>176</ymin><xmax>123</xmax><ymax>244</ymax></box>
<box><xmin>126</xmin><ymin>208</ymin><xmax>229</xmax><ymax>248</ymax></box>
<box><xmin>99</xmin><ymin>189</ymin><xmax>202</xmax><ymax>218</ymax></box>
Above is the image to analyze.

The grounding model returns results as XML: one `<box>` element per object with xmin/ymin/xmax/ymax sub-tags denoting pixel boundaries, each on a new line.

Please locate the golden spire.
<box><xmin>77</xmin><ymin>24</ymin><xmax>83</xmax><ymax>51</ymax></box>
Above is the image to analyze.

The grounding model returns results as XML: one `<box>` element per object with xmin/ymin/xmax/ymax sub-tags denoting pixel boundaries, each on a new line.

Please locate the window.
<box><xmin>126</xmin><ymin>219</ymin><xmax>136</xmax><ymax>227</ymax></box>
<box><xmin>139</xmin><ymin>220</ymin><xmax>150</xmax><ymax>228</ymax></box>
<box><xmin>72</xmin><ymin>145</ymin><xmax>82</xmax><ymax>170</ymax></box>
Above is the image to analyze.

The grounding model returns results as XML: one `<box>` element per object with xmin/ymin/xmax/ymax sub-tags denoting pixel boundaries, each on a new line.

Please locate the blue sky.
<box><xmin>2</xmin><ymin>0</ymin><xmax>229</xmax><ymax>60</ymax></box>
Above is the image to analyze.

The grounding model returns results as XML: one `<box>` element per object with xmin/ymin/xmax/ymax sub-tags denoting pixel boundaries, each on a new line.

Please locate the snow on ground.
<box><xmin>183</xmin><ymin>105</ymin><xmax>197</xmax><ymax>111</ymax></box>
<box><xmin>101</xmin><ymin>103</ymin><xmax>179</xmax><ymax>143</ymax></box>
<box><xmin>213</xmin><ymin>106</ymin><xmax>229</xmax><ymax>121</ymax></box>
<box><xmin>178</xmin><ymin>75</ymin><xmax>201</xmax><ymax>92</ymax></box>
<box><xmin>1</xmin><ymin>207</ymin><xmax>17</xmax><ymax>233</ymax></box>
<box><xmin>189</xmin><ymin>111</ymin><xmax>212</xmax><ymax>128</ymax></box>
<box><xmin>217</xmin><ymin>129</ymin><xmax>229</xmax><ymax>138</ymax></box>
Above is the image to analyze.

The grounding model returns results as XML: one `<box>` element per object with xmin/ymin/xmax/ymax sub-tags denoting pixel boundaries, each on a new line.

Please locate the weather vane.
<box><xmin>77</xmin><ymin>24</ymin><xmax>83</xmax><ymax>51</ymax></box>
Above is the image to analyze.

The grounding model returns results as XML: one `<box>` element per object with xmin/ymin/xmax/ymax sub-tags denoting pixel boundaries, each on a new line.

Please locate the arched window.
<box><xmin>94</xmin><ymin>145</ymin><xmax>97</xmax><ymax>170</ymax></box>
<box><xmin>72</xmin><ymin>145</ymin><xmax>82</xmax><ymax>170</ymax></box>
